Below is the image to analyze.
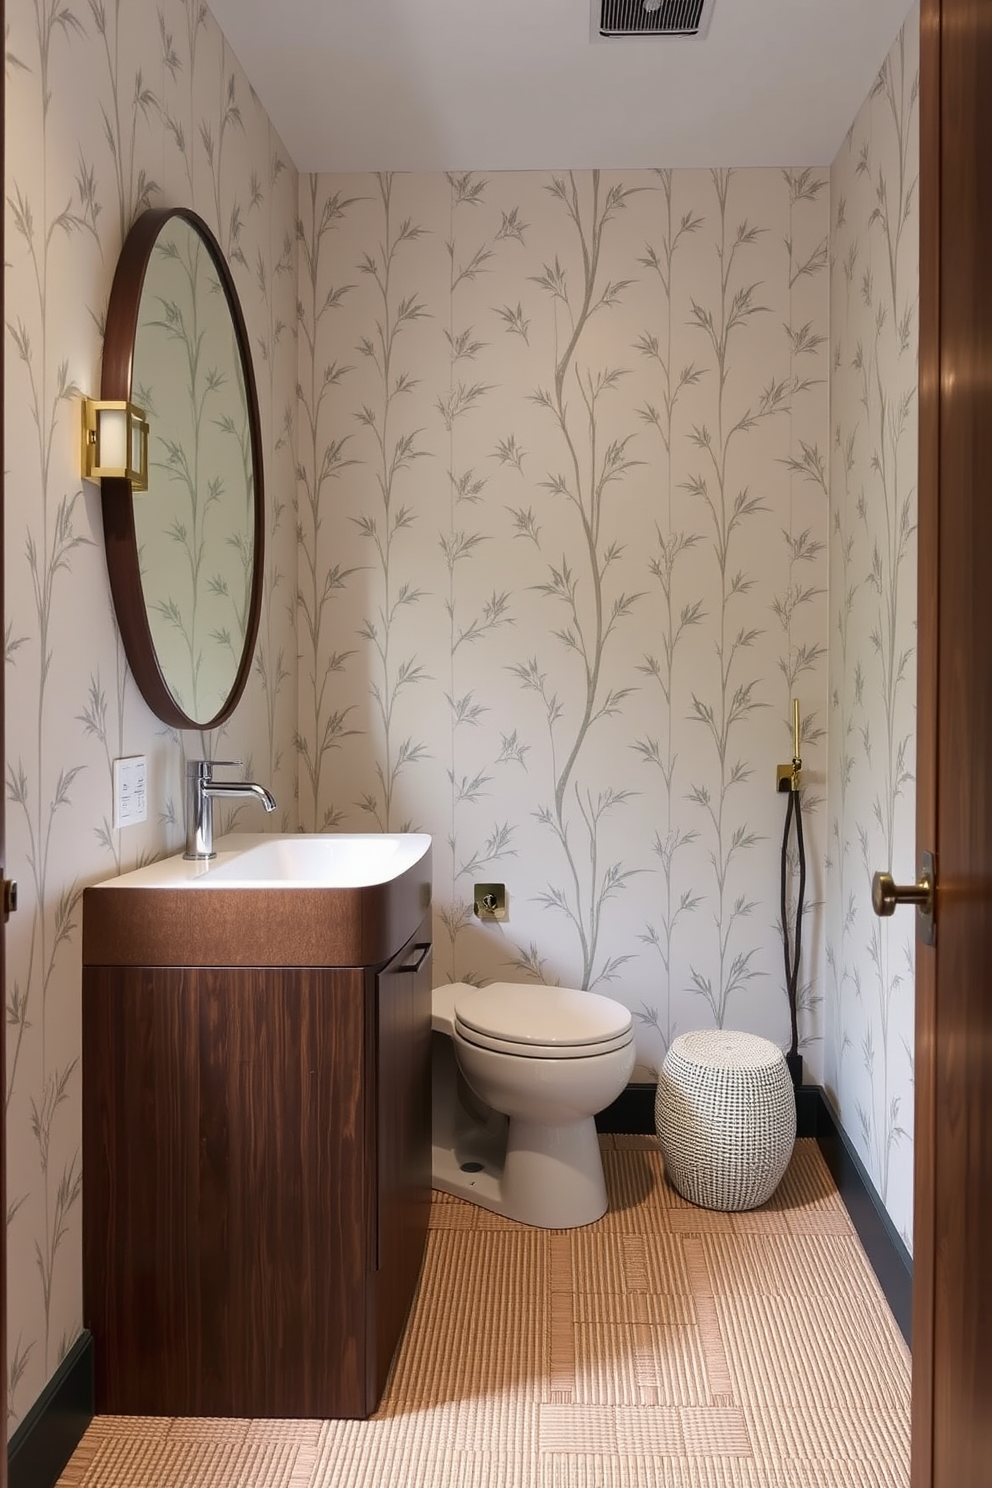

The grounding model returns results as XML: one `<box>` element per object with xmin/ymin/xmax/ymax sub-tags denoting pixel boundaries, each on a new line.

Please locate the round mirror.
<box><xmin>100</xmin><ymin>208</ymin><xmax>264</xmax><ymax>729</ymax></box>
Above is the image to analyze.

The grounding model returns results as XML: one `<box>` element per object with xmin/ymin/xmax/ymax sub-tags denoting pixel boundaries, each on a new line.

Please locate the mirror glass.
<box><xmin>101</xmin><ymin>208</ymin><xmax>263</xmax><ymax>729</ymax></box>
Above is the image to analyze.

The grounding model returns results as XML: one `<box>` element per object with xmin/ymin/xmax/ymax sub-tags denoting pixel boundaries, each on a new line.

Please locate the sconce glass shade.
<box><xmin>82</xmin><ymin>398</ymin><xmax>149</xmax><ymax>492</ymax></box>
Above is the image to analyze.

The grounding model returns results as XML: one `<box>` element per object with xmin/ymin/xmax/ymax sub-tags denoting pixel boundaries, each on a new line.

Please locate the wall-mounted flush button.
<box><xmin>474</xmin><ymin>883</ymin><xmax>507</xmax><ymax>920</ymax></box>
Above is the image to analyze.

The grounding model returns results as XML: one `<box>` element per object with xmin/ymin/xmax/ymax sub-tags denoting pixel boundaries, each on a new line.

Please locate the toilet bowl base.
<box><xmin>432</xmin><ymin>1114</ymin><xmax>609</xmax><ymax>1229</ymax></box>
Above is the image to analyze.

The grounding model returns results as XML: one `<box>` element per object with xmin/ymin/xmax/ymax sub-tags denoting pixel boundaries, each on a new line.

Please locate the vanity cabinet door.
<box><xmin>370</xmin><ymin>915</ymin><xmax>432</xmax><ymax>1404</ymax></box>
<box><xmin>83</xmin><ymin>963</ymin><xmax>370</xmax><ymax>1418</ymax></box>
<box><xmin>82</xmin><ymin>967</ymin><xmax>201</xmax><ymax>1413</ymax></box>
<box><xmin>194</xmin><ymin>965</ymin><xmax>369</xmax><ymax>1417</ymax></box>
<box><xmin>83</xmin><ymin>924</ymin><xmax>433</xmax><ymax>1419</ymax></box>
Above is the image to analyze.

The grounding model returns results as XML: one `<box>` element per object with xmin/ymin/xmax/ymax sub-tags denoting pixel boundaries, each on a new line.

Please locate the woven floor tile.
<box><xmin>57</xmin><ymin>1141</ymin><xmax>909</xmax><ymax>1488</ymax></box>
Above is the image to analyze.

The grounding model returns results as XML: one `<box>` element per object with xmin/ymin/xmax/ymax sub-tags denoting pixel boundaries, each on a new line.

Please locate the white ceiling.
<box><xmin>204</xmin><ymin>0</ymin><xmax>916</xmax><ymax>175</ymax></box>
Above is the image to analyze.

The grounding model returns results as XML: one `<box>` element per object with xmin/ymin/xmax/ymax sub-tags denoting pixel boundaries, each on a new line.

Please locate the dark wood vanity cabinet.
<box><xmin>82</xmin><ymin>914</ymin><xmax>432</xmax><ymax>1419</ymax></box>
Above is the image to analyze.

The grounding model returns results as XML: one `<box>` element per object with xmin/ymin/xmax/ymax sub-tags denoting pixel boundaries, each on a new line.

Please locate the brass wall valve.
<box><xmin>776</xmin><ymin>698</ymin><xmax>803</xmax><ymax>793</ymax></box>
<box><xmin>474</xmin><ymin>883</ymin><xmax>507</xmax><ymax>920</ymax></box>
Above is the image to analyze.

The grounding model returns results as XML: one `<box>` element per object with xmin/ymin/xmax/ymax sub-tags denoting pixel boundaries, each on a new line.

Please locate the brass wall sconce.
<box><xmin>81</xmin><ymin>398</ymin><xmax>149</xmax><ymax>492</ymax></box>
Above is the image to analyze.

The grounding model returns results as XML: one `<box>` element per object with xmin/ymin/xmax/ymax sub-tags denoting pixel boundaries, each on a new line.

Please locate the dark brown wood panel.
<box><xmin>197</xmin><ymin>967</ymin><xmax>368</xmax><ymax>1415</ymax></box>
<box><xmin>82</xmin><ymin>858</ymin><xmax>432</xmax><ymax>969</ymax></box>
<box><xmin>370</xmin><ymin>922</ymin><xmax>433</xmax><ymax>1403</ymax></box>
<box><xmin>912</xmin><ymin>0</ymin><xmax>939</xmax><ymax>1482</ymax></box>
<box><xmin>83</xmin><ymin>964</ymin><xmax>374</xmax><ymax>1417</ymax></box>
<box><xmin>918</xmin><ymin>1</ymin><xmax>992</xmax><ymax>1482</ymax></box>
<box><xmin>83</xmin><ymin>968</ymin><xmax>201</xmax><ymax>1412</ymax></box>
<box><xmin>1</xmin><ymin>1</ymin><xmax>8</xmax><ymax>1474</ymax></box>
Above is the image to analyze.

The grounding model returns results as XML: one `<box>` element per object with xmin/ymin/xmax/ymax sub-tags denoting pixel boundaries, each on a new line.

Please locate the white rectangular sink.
<box><xmin>93</xmin><ymin>832</ymin><xmax>432</xmax><ymax>890</ymax></box>
<box><xmin>205</xmin><ymin>833</ymin><xmax>432</xmax><ymax>887</ymax></box>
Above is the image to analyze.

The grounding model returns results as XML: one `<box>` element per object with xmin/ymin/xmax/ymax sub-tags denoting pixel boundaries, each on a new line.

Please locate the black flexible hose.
<box><xmin>780</xmin><ymin>785</ymin><xmax>806</xmax><ymax>1061</ymax></box>
<box><xmin>780</xmin><ymin>792</ymin><xmax>794</xmax><ymax>1051</ymax></box>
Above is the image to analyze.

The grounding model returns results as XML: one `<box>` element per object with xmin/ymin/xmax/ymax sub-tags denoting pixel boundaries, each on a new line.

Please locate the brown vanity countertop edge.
<box><xmin>82</xmin><ymin>864</ymin><xmax>432</xmax><ymax>969</ymax></box>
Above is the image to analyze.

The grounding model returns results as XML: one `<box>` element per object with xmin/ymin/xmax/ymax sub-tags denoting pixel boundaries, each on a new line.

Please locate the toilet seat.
<box><xmin>453</xmin><ymin>982</ymin><xmax>633</xmax><ymax>1060</ymax></box>
<box><xmin>454</xmin><ymin>1021</ymin><xmax>634</xmax><ymax>1058</ymax></box>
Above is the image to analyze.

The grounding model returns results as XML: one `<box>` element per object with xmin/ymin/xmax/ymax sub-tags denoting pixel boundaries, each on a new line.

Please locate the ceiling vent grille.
<box><xmin>597</xmin><ymin>0</ymin><xmax>713</xmax><ymax>38</ymax></box>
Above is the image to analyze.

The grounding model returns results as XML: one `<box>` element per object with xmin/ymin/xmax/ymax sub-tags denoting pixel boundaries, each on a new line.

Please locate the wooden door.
<box><xmin>913</xmin><ymin>1</ymin><xmax>992</xmax><ymax>1483</ymax></box>
<box><xmin>1</xmin><ymin>0</ymin><xmax>8</xmax><ymax>1475</ymax></box>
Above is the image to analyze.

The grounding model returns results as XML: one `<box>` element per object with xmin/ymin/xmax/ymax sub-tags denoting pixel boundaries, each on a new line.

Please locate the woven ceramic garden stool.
<box><xmin>654</xmin><ymin>1030</ymin><xmax>796</xmax><ymax>1211</ymax></box>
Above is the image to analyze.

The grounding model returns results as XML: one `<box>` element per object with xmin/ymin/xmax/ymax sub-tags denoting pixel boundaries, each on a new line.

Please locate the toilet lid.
<box><xmin>453</xmin><ymin>982</ymin><xmax>633</xmax><ymax>1059</ymax></box>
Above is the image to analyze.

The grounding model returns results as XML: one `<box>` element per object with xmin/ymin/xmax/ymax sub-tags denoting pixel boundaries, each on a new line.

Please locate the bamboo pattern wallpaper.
<box><xmin>4</xmin><ymin>0</ymin><xmax>299</xmax><ymax>1427</ymax></box>
<box><xmin>826</xmin><ymin>6</ymin><xmax>919</xmax><ymax>1252</ymax></box>
<box><xmin>298</xmin><ymin>166</ymin><xmax>831</xmax><ymax>1079</ymax></box>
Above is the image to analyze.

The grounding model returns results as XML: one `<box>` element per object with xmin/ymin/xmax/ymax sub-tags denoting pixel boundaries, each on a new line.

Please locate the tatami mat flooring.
<box><xmin>58</xmin><ymin>1137</ymin><xmax>911</xmax><ymax>1487</ymax></box>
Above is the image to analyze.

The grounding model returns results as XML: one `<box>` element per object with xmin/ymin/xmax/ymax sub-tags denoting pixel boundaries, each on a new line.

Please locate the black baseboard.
<box><xmin>812</xmin><ymin>1096</ymin><xmax>913</xmax><ymax>1345</ymax></box>
<box><xmin>596</xmin><ymin>1080</ymin><xmax>821</xmax><ymax>1138</ymax></box>
<box><xmin>794</xmin><ymin>1083</ymin><xmax>821</xmax><ymax>1138</ymax></box>
<box><xmin>8</xmin><ymin>1331</ymin><xmax>94</xmax><ymax>1488</ymax></box>
<box><xmin>597</xmin><ymin>1080</ymin><xmax>911</xmax><ymax>1344</ymax></box>
<box><xmin>596</xmin><ymin>1080</ymin><xmax>656</xmax><ymax>1133</ymax></box>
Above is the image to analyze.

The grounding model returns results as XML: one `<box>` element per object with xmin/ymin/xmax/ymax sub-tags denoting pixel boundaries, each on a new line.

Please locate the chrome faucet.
<box><xmin>184</xmin><ymin>759</ymin><xmax>277</xmax><ymax>860</ymax></box>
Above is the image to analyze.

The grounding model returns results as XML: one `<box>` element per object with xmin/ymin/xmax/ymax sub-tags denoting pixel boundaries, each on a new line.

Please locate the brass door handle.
<box><xmin>871</xmin><ymin>850</ymin><xmax>936</xmax><ymax>945</ymax></box>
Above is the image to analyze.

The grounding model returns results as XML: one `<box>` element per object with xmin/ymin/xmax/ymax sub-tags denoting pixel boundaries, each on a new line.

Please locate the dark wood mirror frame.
<box><xmin>100</xmin><ymin>206</ymin><xmax>265</xmax><ymax>731</ymax></box>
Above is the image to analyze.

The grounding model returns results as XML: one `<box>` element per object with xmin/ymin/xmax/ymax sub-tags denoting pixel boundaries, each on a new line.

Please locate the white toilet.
<box><xmin>431</xmin><ymin>980</ymin><xmax>636</xmax><ymax>1228</ymax></box>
